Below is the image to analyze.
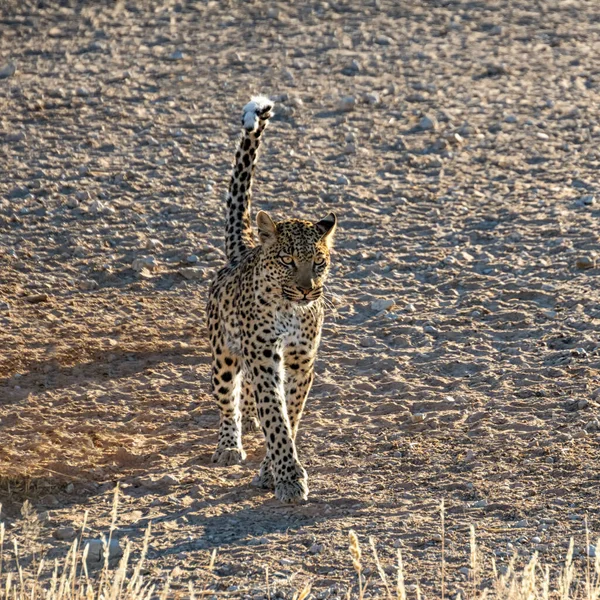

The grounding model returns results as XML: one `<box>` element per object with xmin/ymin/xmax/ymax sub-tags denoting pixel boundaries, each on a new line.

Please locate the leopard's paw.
<box><xmin>251</xmin><ymin>462</ymin><xmax>275</xmax><ymax>490</ymax></box>
<box><xmin>242</xmin><ymin>416</ymin><xmax>260</xmax><ymax>434</ymax></box>
<box><xmin>242</xmin><ymin>96</ymin><xmax>274</xmax><ymax>132</ymax></box>
<box><xmin>274</xmin><ymin>477</ymin><xmax>309</xmax><ymax>504</ymax></box>
<box><xmin>211</xmin><ymin>447</ymin><xmax>246</xmax><ymax>466</ymax></box>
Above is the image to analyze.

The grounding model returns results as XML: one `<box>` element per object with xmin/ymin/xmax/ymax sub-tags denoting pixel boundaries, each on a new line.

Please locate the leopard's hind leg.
<box><xmin>210</xmin><ymin>335</ymin><xmax>246</xmax><ymax>466</ymax></box>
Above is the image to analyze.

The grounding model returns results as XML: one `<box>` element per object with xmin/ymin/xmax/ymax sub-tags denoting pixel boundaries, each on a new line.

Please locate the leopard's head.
<box><xmin>256</xmin><ymin>211</ymin><xmax>337</xmax><ymax>305</ymax></box>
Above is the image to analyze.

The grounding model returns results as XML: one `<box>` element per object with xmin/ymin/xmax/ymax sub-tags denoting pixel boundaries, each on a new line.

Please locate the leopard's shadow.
<box><xmin>157</xmin><ymin>502</ymin><xmax>322</xmax><ymax>554</ymax></box>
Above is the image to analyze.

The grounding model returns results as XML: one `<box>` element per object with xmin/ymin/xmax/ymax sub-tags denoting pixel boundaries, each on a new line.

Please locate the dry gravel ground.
<box><xmin>1</xmin><ymin>0</ymin><xmax>600</xmax><ymax>597</ymax></box>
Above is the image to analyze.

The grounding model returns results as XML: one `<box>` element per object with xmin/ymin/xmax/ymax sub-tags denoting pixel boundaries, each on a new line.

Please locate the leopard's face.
<box><xmin>257</xmin><ymin>214</ymin><xmax>337</xmax><ymax>305</ymax></box>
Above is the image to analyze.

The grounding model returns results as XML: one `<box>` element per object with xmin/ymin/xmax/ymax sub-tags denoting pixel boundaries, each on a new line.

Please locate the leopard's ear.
<box><xmin>257</xmin><ymin>211</ymin><xmax>277</xmax><ymax>245</ymax></box>
<box><xmin>315</xmin><ymin>212</ymin><xmax>337</xmax><ymax>248</ymax></box>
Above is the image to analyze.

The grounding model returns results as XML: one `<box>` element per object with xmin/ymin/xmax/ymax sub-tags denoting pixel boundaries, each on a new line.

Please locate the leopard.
<box><xmin>206</xmin><ymin>96</ymin><xmax>337</xmax><ymax>504</ymax></box>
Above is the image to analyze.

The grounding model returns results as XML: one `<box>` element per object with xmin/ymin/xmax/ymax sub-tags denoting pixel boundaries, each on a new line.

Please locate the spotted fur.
<box><xmin>206</xmin><ymin>97</ymin><xmax>337</xmax><ymax>504</ymax></box>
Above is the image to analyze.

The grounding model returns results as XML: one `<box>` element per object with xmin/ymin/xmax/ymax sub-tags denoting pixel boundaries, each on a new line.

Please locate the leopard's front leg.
<box><xmin>247</xmin><ymin>345</ymin><xmax>308</xmax><ymax>503</ymax></box>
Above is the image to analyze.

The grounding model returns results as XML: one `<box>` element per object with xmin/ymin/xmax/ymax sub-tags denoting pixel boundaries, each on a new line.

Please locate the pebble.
<box><xmin>0</xmin><ymin>61</ymin><xmax>16</xmax><ymax>79</ymax></box>
<box><xmin>364</xmin><ymin>92</ymin><xmax>379</xmax><ymax>105</ymax></box>
<box><xmin>575</xmin><ymin>255</ymin><xmax>595</xmax><ymax>269</ymax></box>
<box><xmin>419</xmin><ymin>115</ymin><xmax>437</xmax><ymax>131</ymax></box>
<box><xmin>76</xmin><ymin>190</ymin><xmax>91</xmax><ymax>202</ymax></box>
<box><xmin>146</xmin><ymin>238</ymin><xmax>163</xmax><ymax>250</ymax></box>
<box><xmin>336</xmin><ymin>175</ymin><xmax>350</xmax><ymax>185</ymax></box>
<box><xmin>338</xmin><ymin>96</ymin><xmax>356</xmax><ymax>112</ymax></box>
<box><xmin>85</xmin><ymin>539</ymin><xmax>123</xmax><ymax>563</ymax></box>
<box><xmin>179</xmin><ymin>266</ymin><xmax>207</xmax><ymax>280</ymax></box>
<box><xmin>66</xmin><ymin>197</ymin><xmax>79</xmax><ymax>209</ymax></box>
<box><xmin>531</xmin><ymin>537</ymin><xmax>541</xmax><ymax>544</ymax></box>
<box><xmin>405</xmin><ymin>303</ymin><xmax>416</xmax><ymax>313</ymax></box>
<box><xmin>88</xmin><ymin>200</ymin><xmax>108</xmax><ymax>214</ymax></box>
<box><xmin>342</xmin><ymin>59</ymin><xmax>361</xmax><ymax>76</ymax></box>
<box><xmin>588</xmin><ymin>545</ymin><xmax>597</xmax><ymax>558</ymax></box>
<box><xmin>410</xmin><ymin>413</ymin><xmax>425</xmax><ymax>423</ymax></box>
<box><xmin>53</xmin><ymin>526</ymin><xmax>77</xmax><ymax>541</ymax></box>
<box><xmin>581</xmin><ymin>194</ymin><xmax>596</xmax><ymax>205</ymax></box>
<box><xmin>514</xmin><ymin>519</ymin><xmax>529</xmax><ymax>528</ymax></box>
<box><xmin>186</xmin><ymin>254</ymin><xmax>199</xmax><ymax>264</ymax></box>
<box><xmin>423</xmin><ymin>324</ymin><xmax>438</xmax><ymax>334</ymax></box>
<box><xmin>169</xmin><ymin>50</ymin><xmax>184</xmax><ymax>61</ymax></box>
<box><xmin>79</xmin><ymin>279</ymin><xmax>99</xmax><ymax>291</ymax></box>
<box><xmin>7</xmin><ymin>131</ymin><xmax>25</xmax><ymax>142</ymax></box>
<box><xmin>76</xmin><ymin>87</ymin><xmax>90</xmax><ymax>97</ymax></box>
<box><xmin>504</xmin><ymin>115</ymin><xmax>517</xmax><ymax>123</ymax></box>
<box><xmin>471</xmin><ymin>499</ymin><xmax>488</xmax><ymax>508</ymax></box>
<box><xmin>464</xmin><ymin>450</ymin><xmax>476</xmax><ymax>462</ymax></box>
<box><xmin>371</xmin><ymin>299</ymin><xmax>394</xmax><ymax>312</ymax></box>
<box><xmin>132</xmin><ymin>256</ymin><xmax>158</xmax><ymax>272</ymax></box>
<box><xmin>309</xmin><ymin>543</ymin><xmax>323</xmax><ymax>554</ymax></box>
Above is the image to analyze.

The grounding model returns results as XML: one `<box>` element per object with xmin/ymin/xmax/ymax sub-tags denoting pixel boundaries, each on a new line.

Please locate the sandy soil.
<box><xmin>1</xmin><ymin>0</ymin><xmax>600</xmax><ymax>597</ymax></box>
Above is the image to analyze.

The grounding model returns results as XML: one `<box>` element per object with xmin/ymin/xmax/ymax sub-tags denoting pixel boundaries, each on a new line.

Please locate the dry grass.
<box><xmin>0</xmin><ymin>489</ymin><xmax>598</xmax><ymax>600</ymax></box>
<box><xmin>346</xmin><ymin>502</ymin><xmax>600</xmax><ymax>600</ymax></box>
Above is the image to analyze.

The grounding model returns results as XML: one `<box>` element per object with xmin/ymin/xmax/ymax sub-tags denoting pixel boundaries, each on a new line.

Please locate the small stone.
<box><xmin>338</xmin><ymin>96</ymin><xmax>356</xmax><ymax>112</ymax></box>
<box><xmin>309</xmin><ymin>543</ymin><xmax>322</xmax><ymax>554</ymax></box>
<box><xmin>79</xmin><ymin>279</ymin><xmax>99</xmax><ymax>291</ymax></box>
<box><xmin>343</xmin><ymin>143</ymin><xmax>357</xmax><ymax>154</ymax></box>
<box><xmin>471</xmin><ymin>499</ymin><xmax>488</xmax><ymax>508</ymax></box>
<box><xmin>576</xmin><ymin>256</ymin><xmax>595</xmax><ymax>270</ymax></box>
<box><xmin>464</xmin><ymin>450</ymin><xmax>476</xmax><ymax>462</ymax></box>
<box><xmin>76</xmin><ymin>190</ymin><xmax>91</xmax><ymax>202</ymax></box>
<box><xmin>532</xmin><ymin>537</ymin><xmax>541</xmax><ymax>544</ymax></box>
<box><xmin>186</xmin><ymin>254</ymin><xmax>199</xmax><ymax>264</ymax></box>
<box><xmin>8</xmin><ymin>185</ymin><xmax>30</xmax><ymax>199</ymax></box>
<box><xmin>0</xmin><ymin>61</ymin><xmax>16</xmax><ymax>79</ymax></box>
<box><xmin>336</xmin><ymin>175</ymin><xmax>350</xmax><ymax>185</ymax></box>
<box><xmin>364</xmin><ymin>92</ymin><xmax>380</xmax><ymax>105</ymax></box>
<box><xmin>146</xmin><ymin>238</ymin><xmax>163</xmax><ymax>250</ymax></box>
<box><xmin>76</xmin><ymin>87</ymin><xmax>90</xmax><ymax>97</ymax></box>
<box><xmin>375</xmin><ymin>34</ymin><xmax>393</xmax><ymax>46</ymax></box>
<box><xmin>53</xmin><ymin>526</ymin><xmax>77</xmax><ymax>541</ymax></box>
<box><xmin>88</xmin><ymin>200</ymin><xmax>106</xmax><ymax>214</ymax></box>
<box><xmin>581</xmin><ymin>195</ymin><xmax>596</xmax><ymax>205</ymax></box>
<box><xmin>423</xmin><ymin>324</ymin><xmax>438</xmax><ymax>334</ymax></box>
<box><xmin>537</xmin><ymin>132</ymin><xmax>550</xmax><ymax>140</ymax></box>
<box><xmin>132</xmin><ymin>256</ymin><xmax>158</xmax><ymax>272</ymax></box>
<box><xmin>410</xmin><ymin>413</ymin><xmax>425</xmax><ymax>423</ymax></box>
<box><xmin>371</xmin><ymin>299</ymin><xmax>394</xmax><ymax>312</ymax></box>
<box><xmin>85</xmin><ymin>539</ymin><xmax>123</xmax><ymax>564</ymax></box>
<box><xmin>168</xmin><ymin>50</ymin><xmax>184</xmax><ymax>61</ymax></box>
<box><xmin>179</xmin><ymin>267</ymin><xmax>207</xmax><ymax>280</ymax></box>
<box><xmin>514</xmin><ymin>519</ymin><xmax>529</xmax><ymax>528</ymax></box>
<box><xmin>342</xmin><ymin>59</ymin><xmax>361</xmax><ymax>76</ymax></box>
<box><xmin>66</xmin><ymin>197</ymin><xmax>79</xmax><ymax>209</ymax></box>
<box><xmin>504</xmin><ymin>115</ymin><xmax>517</xmax><ymax>123</ymax></box>
<box><xmin>419</xmin><ymin>115</ymin><xmax>437</xmax><ymax>131</ymax></box>
<box><xmin>7</xmin><ymin>131</ymin><xmax>25</xmax><ymax>142</ymax></box>
<box><xmin>588</xmin><ymin>545</ymin><xmax>597</xmax><ymax>558</ymax></box>
<box><xmin>159</xmin><ymin>474</ymin><xmax>179</xmax><ymax>487</ymax></box>
<box><xmin>405</xmin><ymin>303</ymin><xmax>416</xmax><ymax>313</ymax></box>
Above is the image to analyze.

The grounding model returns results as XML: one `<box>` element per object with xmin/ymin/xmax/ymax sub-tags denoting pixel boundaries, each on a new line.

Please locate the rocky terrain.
<box><xmin>1</xmin><ymin>0</ymin><xmax>599</xmax><ymax>597</ymax></box>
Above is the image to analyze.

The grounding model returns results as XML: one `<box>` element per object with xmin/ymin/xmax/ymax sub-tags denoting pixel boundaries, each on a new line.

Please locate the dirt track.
<box><xmin>1</xmin><ymin>1</ymin><xmax>600</xmax><ymax>597</ymax></box>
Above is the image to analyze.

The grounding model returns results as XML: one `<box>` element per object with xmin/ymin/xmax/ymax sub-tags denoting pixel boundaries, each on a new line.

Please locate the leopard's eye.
<box><xmin>280</xmin><ymin>254</ymin><xmax>295</xmax><ymax>267</ymax></box>
<box><xmin>314</xmin><ymin>255</ymin><xmax>327</xmax><ymax>267</ymax></box>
